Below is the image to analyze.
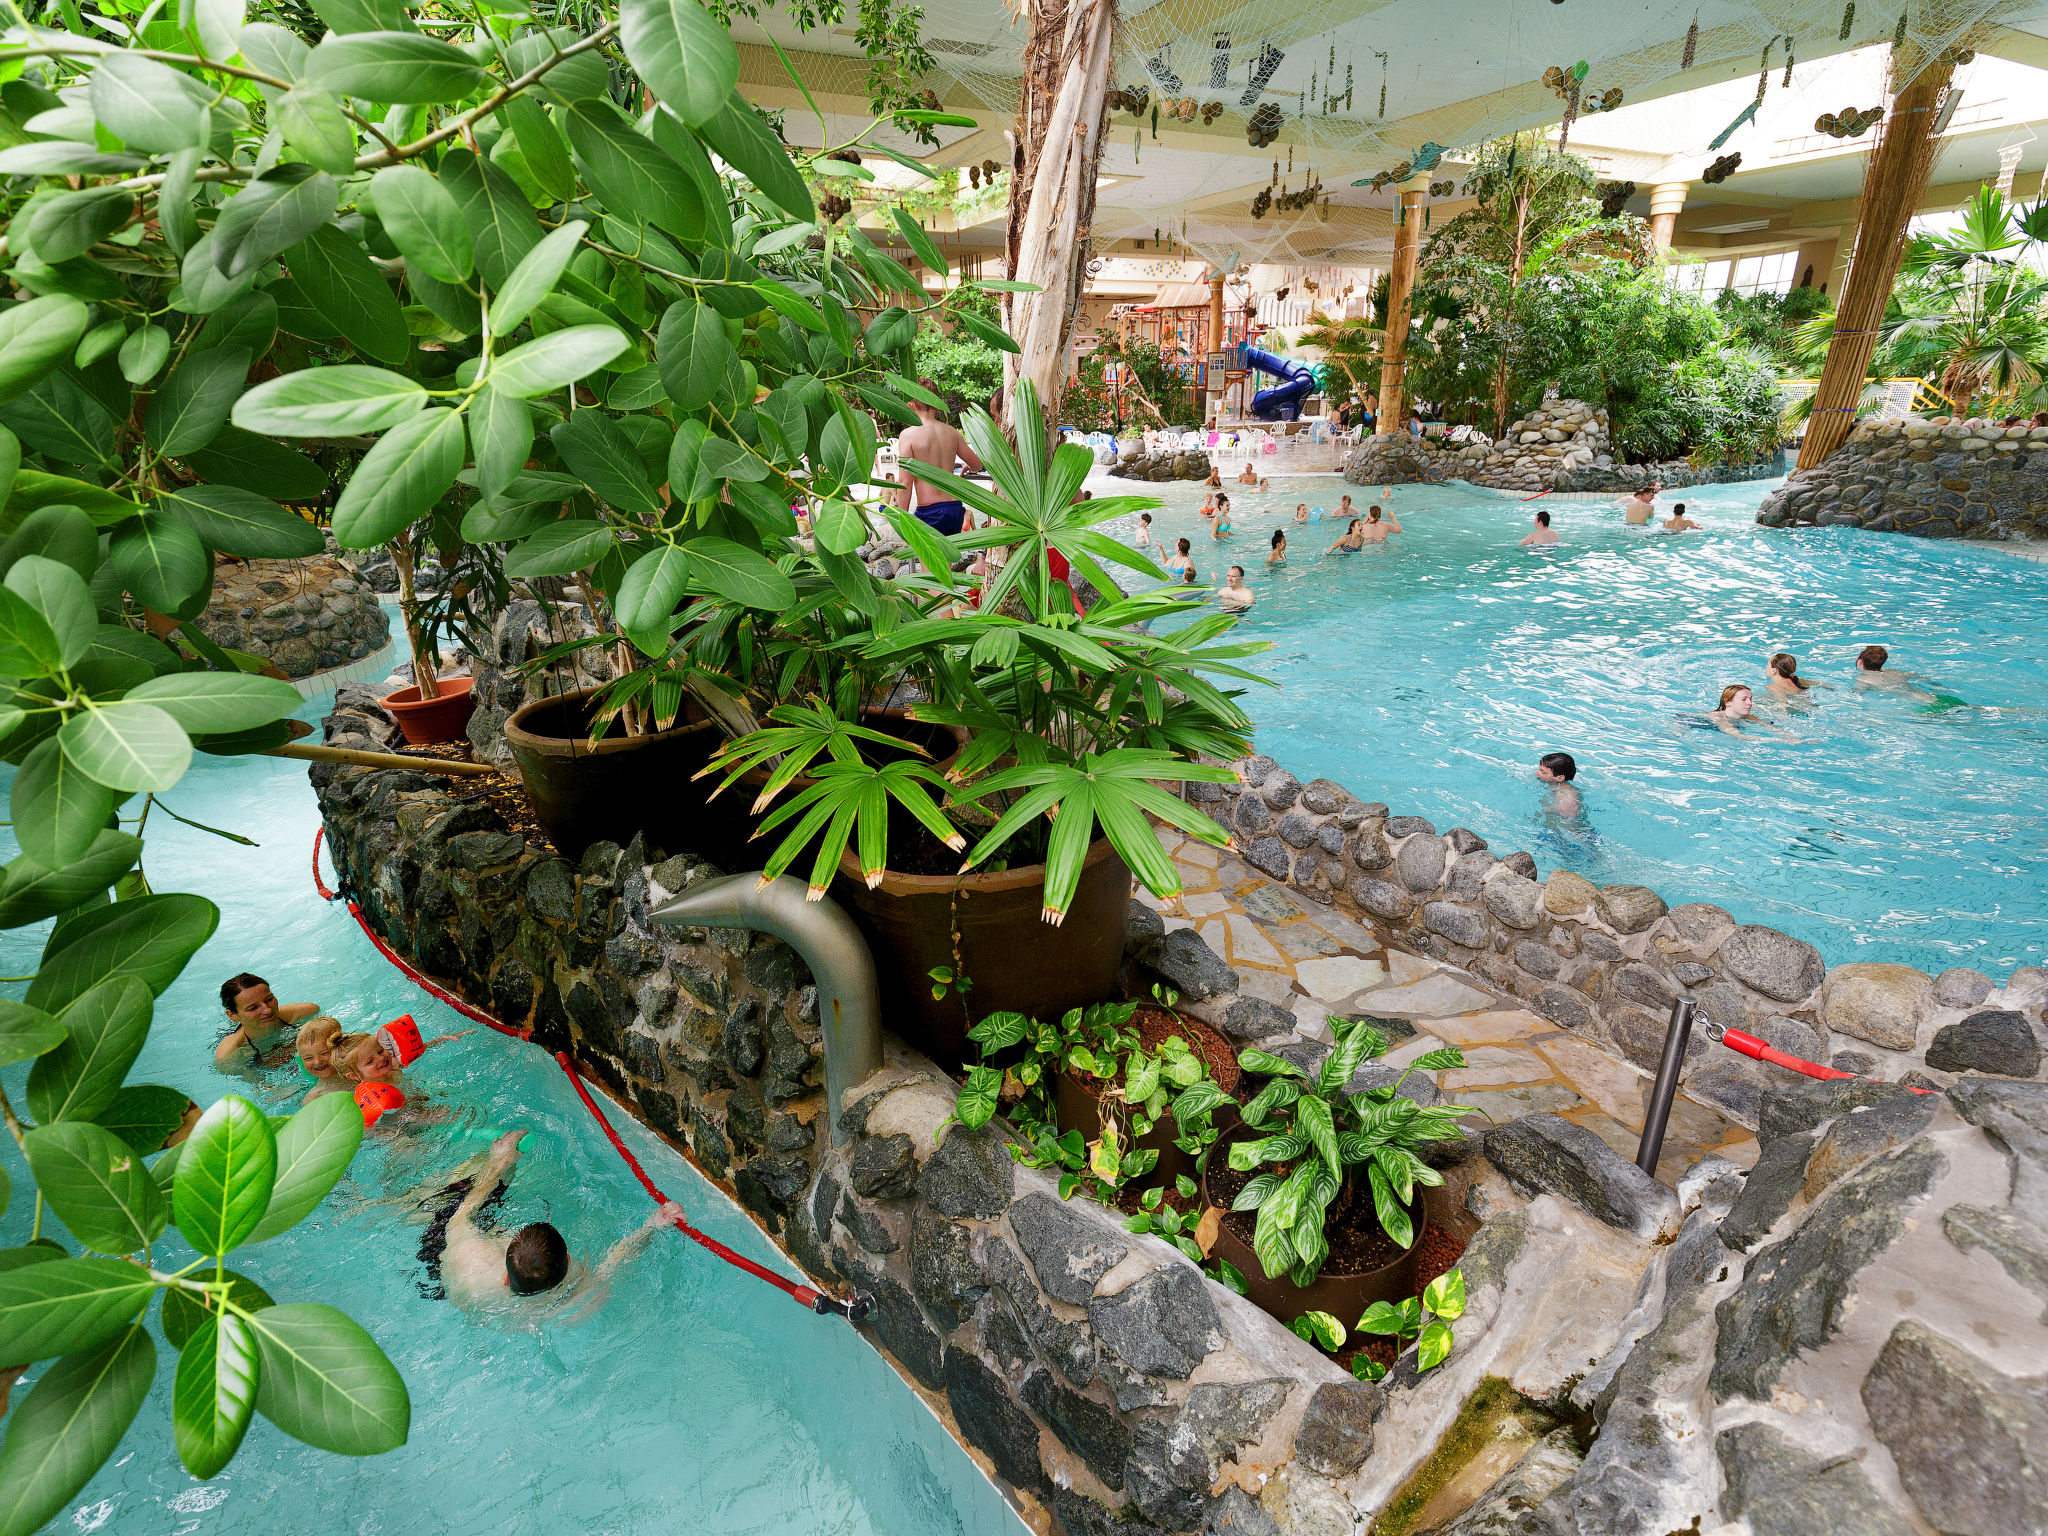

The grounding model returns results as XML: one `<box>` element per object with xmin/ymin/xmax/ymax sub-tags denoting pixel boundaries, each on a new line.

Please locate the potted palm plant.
<box><xmin>1201</xmin><ymin>1016</ymin><xmax>1478</xmax><ymax>1333</ymax></box>
<box><xmin>706</xmin><ymin>380</ymin><xmax>1271</xmax><ymax>1055</ymax></box>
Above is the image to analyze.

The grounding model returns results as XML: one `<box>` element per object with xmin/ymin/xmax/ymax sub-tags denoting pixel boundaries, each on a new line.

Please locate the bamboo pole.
<box><xmin>1797</xmin><ymin>53</ymin><xmax>1956</xmax><ymax>470</ymax></box>
<box><xmin>1376</xmin><ymin>184</ymin><xmax>1430</xmax><ymax>434</ymax></box>
<box><xmin>267</xmin><ymin>742</ymin><xmax>501</xmax><ymax>777</ymax></box>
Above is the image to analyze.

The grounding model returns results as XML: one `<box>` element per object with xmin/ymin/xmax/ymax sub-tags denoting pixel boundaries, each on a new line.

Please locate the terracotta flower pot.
<box><xmin>382</xmin><ymin>674</ymin><xmax>476</xmax><ymax>746</ymax></box>
<box><xmin>830</xmin><ymin>835</ymin><xmax>1135</xmax><ymax>1062</ymax></box>
<box><xmin>1052</xmin><ymin>1006</ymin><xmax>1242</xmax><ymax>1189</ymax></box>
<box><xmin>504</xmin><ymin>687</ymin><xmax>725</xmax><ymax>862</ymax></box>
<box><xmin>1201</xmin><ymin>1122</ymin><xmax>1427</xmax><ymax>1333</ymax></box>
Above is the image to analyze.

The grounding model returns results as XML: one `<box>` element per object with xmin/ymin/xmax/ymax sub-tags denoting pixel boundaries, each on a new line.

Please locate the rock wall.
<box><xmin>1758</xmin><ymin>414</ymin><xmax>2048</xmax><ymax>539</ymax></box>
<box><xmin>195</xmin><ymin>549</ymin><xmax>391</xmax><ymax>676</ymax></box>
<box><xmin>1342</xmin><ymin>431</ymin><xmax>1459</xmax><ymax>486</ymax></box>
<box><xmin>1448</xmin><ymin>401</ymin><xmax>1612</xmax><ymax>492</ymax></box>
<box><xmin>1189</xmin><ymin>755</ymin><xmax>2048</xmax><ymax>1127</ymax></box>
<box><xmin>1110</xmin><ymin>444</ymin><xmax>1215</xmax><ymax>482</ymax></box>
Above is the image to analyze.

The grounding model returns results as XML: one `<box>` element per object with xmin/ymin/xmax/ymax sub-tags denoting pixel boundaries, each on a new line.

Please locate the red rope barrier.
<box><xmin>554</xmin><ymin>1051</ymin><xmax>868</xmax><ymax>1320</ymax></box>
<box><xmin>1714</xmin><ymin>1026</ymin><xmax>1937</xmax><ymax>1093</ymax></box>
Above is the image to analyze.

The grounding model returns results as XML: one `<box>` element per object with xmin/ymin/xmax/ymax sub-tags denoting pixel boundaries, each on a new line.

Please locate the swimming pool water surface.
<box><xmin>0</xmin><ymin>660</ymin><xmax>1024</xmax><ymax>1536</ymax></box>
<box><xmin>1114</xmin><ymin>473</ymin><xmax>2048</xmax><ymax>978</ymax></box>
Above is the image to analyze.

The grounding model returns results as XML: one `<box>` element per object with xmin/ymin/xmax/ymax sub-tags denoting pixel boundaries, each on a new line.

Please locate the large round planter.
<box><xmin>504</xmin><ymin>687</ymin><xmax>725</xmax><ymax>862</ymax></box>
<box><xmin>1201</xmin><ymin>1123</ymin><xmax>1427</xmax><ymax>1334</ymax></box>
<box><xmin>831</xmin><ymin>835</ymin><xmax>1134</xmax><ymax>1062</ymax></box>
<box><xmin>1053</xmin><ymin>1007</ymin><xmax>1241</xmax><ymax>1189</ymax></box>
<box><xmin>382</xmin><ymin>674</ymin><xmax>476</xmax><ymax>746</ymax></box>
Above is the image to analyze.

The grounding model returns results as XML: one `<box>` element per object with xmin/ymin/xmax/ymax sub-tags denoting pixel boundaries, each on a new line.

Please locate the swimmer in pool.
<box><xmin>1359</xmin><ymin>505</ymin><xmax>1401</xmax><ymax>543</ymax></box>
<box><xmin>1518</xmin><ymin>510</ymin><xmax>1558</xmax><ymax>546</ymax></box>
<box><xmin>1698</xmin><ymin>684</ymin><xmax>1805</xmax><ymax>741</ymax></box>
<box><xmin>216</xmin><ymin>973</ymin><xmax>319</xmax><ymax>1068</ymax></box>
<box><xmin>342</xmin><ymin>1026</ymin><xmax>474</xmax><ymax>1091</ymax></box>
<box><xmin>1326</xmin><ymin>519</ymin><xmax>1365</xmax><ymax>553</ymax></box>
<box><xmin>1236</xmin><ymin>462</ymin><xmax>1260</xmax><ymax>486</ymax></box>
<box><xmin>1337</xmin><ymin>494</ymin><xmax>1357</xmax><ymax>522</ymax></box>
<box><xmin>1293</xmin><ymin>503</ymin><xmax>1309</xmax><ymax>524</ymax></box>
<box><xmin>1211</xmin><ymin>496</ymin><xmax>1233</xmax><ymax>539</ymax></box>
<box><xmin>1181</xmin><ymin>564</ymin><xmax>1199</xmax><ymax>586</ymax></box>
<box><xmin>1853</xmin><ymin>644</ymin><xmax>1938</xmax><ymax>702</ymax></box>
<box><xmin>1165</xmin><ymin>537</ymin><xmax>1193</xmax><ymax>579</ymax></box>
<box><xmin>1218</xmin><ymin>565</ymin><xmax>1254</xmax><ymax>610</ymax></box>
<box><xmin>423</xmin><ymin>1130</ymin><xmax>683</xmax><ymax>1311</ymax></box>
<box><xmin>1267</xmin><ymin>529</ymin><xmax>1288</xmax><ymax>566</ymax></box>
<box><xmin>1535</xmin><ymin>752</ymin><xmax>1582</xmax><ymax>820</ymax></box>
<box><xmin>296</xmin><ymin>1015</ymin><xmax>350</xmax><ymax>1098</ymax></box>
<box><xmin>1765</xmin><ymin>651</ymin><xmax>1830</xmax><ymax>706</ymax></box>
<box><xmin>1660</xmin><ymin>503</ymin><xmax>1701</xmax><ymax>533</ymax></box>
<box><xmin>1131</xmin><ymin>511</ymin><xmax>1163</xmax><ymax>556</ymax></box>
<box><xmin>1199</xmin><ymin>492</ymin><xmax>1218</xmax><ymax>520</ymax></box>
<box><xmin>1204</xmin><ymin>466</ymin><xmax>1223</xmax><ymax>489</ymax></box>
<box><xmin>1621</xmin><ymin>483</ymin><xmax>1659</xmax><ymax>525</ymax></box>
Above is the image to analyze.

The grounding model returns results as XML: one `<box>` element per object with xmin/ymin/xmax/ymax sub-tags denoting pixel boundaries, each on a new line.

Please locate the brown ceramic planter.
<box><xmin>1052</xmin><ymin>1008</ymin><xmax>1242</xmax><ymax>1188</ymax></box>
<box><xmin>383</xmin><ymin>674</ymin><xmax>476</xmax><ymax>745</ymax></box>
<box><xmin>830</xmin><ymin>835</ymin><xmax>1134</xmax><ymax>1063</ymax></box>
<box><xmin>504</xmin><ymin>687</ymin><xmax>725</xmax><ymax>861</ymax></box>
<box><xmin>1201</xmin><ymin>1123</ymin><xmax>1427</xmax><ymax>1333</ymax></box>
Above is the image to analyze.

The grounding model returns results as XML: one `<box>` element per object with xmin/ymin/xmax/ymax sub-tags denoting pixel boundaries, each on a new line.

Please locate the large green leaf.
<box><xmin>439</xmin><ymin>148</ymin><xmax>543</xmax><ymax>288</ymax></box>
<box><xmin>699</xmin><ymin>93</ymin><xmax>814</xmax><ymax>223</ymax></box>
<box><xmin>488</xmin><ymin>218</ymin><xmax>587</xmax><ymax>336</ymax></box>
<box><xmin>0</xmin><ymin>1256</ymin><xmax>156</xmax><ymax>1365</ymax></box>
<box><xmin>175</xmin><ymin>430</ymin><xmax>329</xmax><ymax>503</ymax></box>
<box><xmin>489</xmin><ymin>325</ymin><xmax>632</xmax><ymax>398</ymax></box>
<box><xmin>9</xmin><ymin>740</ymin><xmax>115</xmax><ymax>870</ymax></box>
<box><xmin>686</xmin><ymin>536</ymin><xmax>796</xmax><ymax>609</ymax></box>
<box><xmin>210</xmin><ymin>170</ymin><xmax>341</xmax><ymax>280</ymax></box>
<box><xmin>28</xmin><ymin>892</ymin><xmax>220</xmax><ymax>1013</ymax></box>
<box><xmin>329</xmin><ymin>407</ymin><xmax>466</xmax><ymax>549</ymax></box>
<box><xmin>24</xmin><ymin>976</ymin><xmax>153</xmax><ymax>1125</ymax></box>
<box><xmin>22</xmin><ymin>187</ymin><xmax>134</xmax><ymax>265</ymax></box>
<box><xmin>155</xmin><ymin>484</ymin><xmax>325</xmax><ymax>558</ymax></box>
<box><xmin>0</xmin><ymin>999</ymin><xmax>66</xmax><ymax>1069</ymax></box>
<box><xmin>89</xmin><ymin>54</ymin><xmax>211</xmax><ymax>152</ymax></box>
<box><xmin>144</xmin><ymin>345</ymin><xmax>250</xmax><ymax>455</ymax></box>
<box><xmin>23</xmin><ymin>1122</ymin><xmax>169</xmax><ymax>1254</ymax></box>
<box><xmin>621</xmin><ymin>0</ymin><xmax>738</xmax><ymax>126</ymax></box>
<box><xmin>173</xmin><ymin>1311</ymin><xmax>260</xmax><ymax>1480</ymax></box>
<box><xmin>109</xmin><ymin>507</ymin><xmax>211</xmax><ymax>610</ymax></box>
<box><xmin>0</xmin><ymin>505</ymin><xmax>97</xmax><ymax>585</ymax></box>
<box><xmin>232</xmin><ymin>365</ymin><xmax>426</xmax><ymax>437</ymax></box>
<box><xmin>286</xmin><ymin>223</ymin><xmax>409</xmax><ymax>366</ymax></box>
<box><xmin>116</xmin><ymin>324</ymin><xmax>171</xmax><ymax>385</ymax></box>
<box><xmin>277</xmin><ymin>85</ymin><xmax>357</xmax><ymax>175</ymax></box>
<box><xmin>4</xmin><ymin>470</ymin><xmax>145</xmax><ymax>530</ymax></box>
<box><xmin>501</xmin><ymin>94</ymin><xmax>576</xmax><ymax>202</ymax></box>
<box><xmin>550</xmin><ymin>410</ymin><xmax>661</xmax><ymax>517</ymax></box>
<box><xmin>368</xmin><ymin>164</ymin><xmax>472</xmax><ymax>282</ymax></box>
<box><xmin>95</xmin><ymin>1084</ymin><xmax>195</xmax><ymax>1157</ymax></box>
<box><xmin>0</xmin><ymin>372</ymin><xmax>119</xmax><ymax>467</ymax></box>
<box><xmin>307</xmin><ymin>0</ymin><xmax>410</xmax><ymax>32</ymax></box>
<box><xmin>614</xmin><ymin>542</ymin><xmax>690</xmax><ymax>648</ymax></box>
<box><xmin>305</xmin><ymin>30</ymin><xmax>486</xmax><ymax>103</ymax></box>
<box><xmin>175</xmin><ymin>229</ymin><xmax>266</xmax><ymax>316</ymax></box>
<box><xmin>657</xmin><ymin>298</ymin><xmax>743</xmax><ymax>413</ymax></box>
<box><xmin>59</xmin><ymin>700</ymin><xmax>192</xmax><ymax>793</ymax></box>
<box><xmin>0</xmin><ymin>1326</ymin><xmax>156</xmax><ymax>1536</ymax></box>
<box><xmin>564</xmin><ymin>103</ymin><xmax>702</xmax><ymax>242</ymax></box>
<box><xmin>0</xmin><ymin>584</ymin><xmax>64</xmax><ymax>676</ymax></box>
<box><xmin>0</xmin><ymin>833</ymin><xmax>143</xmax><ymax>931</ymax></box>
<box><xmin>125</xmin><ymin>673</ymin><xmax>302</xmax><ymax>733</ymax></box>
<box><xmin>4</xmin><ymin>555</ymin><xmax>93</xmax><ymax>669</ymax></box>
<box><xmin>246</xmin><ymin>1092</ymin><xmax>364</xmax><ymax>1244</ymax></box>
<box><xmin>0</xmin><ymin>143</ymin><xmax>144</xmax><ymax>176</ymax></box>
<box><xmin>161</xmin><ymin>1269</ymin><xmax>274</xmax><ymax>1350</ymax></box>
<box><xmin>251</xmin><ymin>1304</ymin><xmax>410</xmax><ymax>1454</ymax></box>
<box><xmin>503</xmin><ymin>519</ymin><xmax>615</xmax><ymax>579</ymax></box>
<box><xmin>0</xmin><ymin>298</ymin><xmax>91</xmax><ymax>407</ymax></box>
<box><xmin>173</xmin><ymin>1096</ymin><xmax>277</xmax><ymax>1257</ymax></box>
<box><xmin>468</xmin><ymin>386</ymin><xmax>533</xmax><ymax>503</ymax></box>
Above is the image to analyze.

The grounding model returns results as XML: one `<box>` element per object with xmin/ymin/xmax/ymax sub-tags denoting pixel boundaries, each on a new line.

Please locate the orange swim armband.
<box><xmin>355</xmin><ymin>1081</ymin><xmax>405</xmax><ymax>1126</ymax></box>
<box><xmin>377</xmin><ymin>1014</ymin><xmax>426</xmax><ymax>1067</ymax></box>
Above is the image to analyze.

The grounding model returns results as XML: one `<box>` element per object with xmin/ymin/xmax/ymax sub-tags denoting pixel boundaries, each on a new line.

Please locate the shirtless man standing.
<box><xmin>895</xmin><ymin>382</ymin><xmax>984</xmax><ymax>534</ymax></box>
<box><xmin>1621</xmin><ymin>482</ymin><xmax>1660</xmax><ymax>525</ymax></box>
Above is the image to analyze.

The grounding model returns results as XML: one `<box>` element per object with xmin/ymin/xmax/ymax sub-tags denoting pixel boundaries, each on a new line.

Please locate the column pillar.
<box><xmin>1376</xmin><ymin>182</ymin><xmax>1428</xmax><ymax>435</ymax></box>
<box><xmin>1799</xmin><ymin>55</ymin><xmax>1956</xmax><ymax>469</ymax></box>
<box><xmin>1205</xmin><ymin>273</ymin><xmax>1225</xmax><ymax>421</ymax></box>
<box><xmin>1648</xmin><ymin>180</ymin><xmax>1689</xmax><ymax>249</ymax></box>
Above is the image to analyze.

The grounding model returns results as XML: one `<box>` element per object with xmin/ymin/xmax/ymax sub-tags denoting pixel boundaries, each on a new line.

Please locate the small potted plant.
<box><xmin>381</xmin><ymin>525</ymin><xmax>486</xmax><ymax>745</ymax></box>
<box><xmin>1201</xmin><ymin>1015</ymin><xmax>1476</xmax><ymax>1332</ymax></box>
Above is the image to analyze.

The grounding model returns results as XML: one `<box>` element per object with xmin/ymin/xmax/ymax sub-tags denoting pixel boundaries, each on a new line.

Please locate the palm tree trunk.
<box><xmin>1003</xmin><ymin>0</ymin><xmax>1115</xmax><ymax>443</ymax></box>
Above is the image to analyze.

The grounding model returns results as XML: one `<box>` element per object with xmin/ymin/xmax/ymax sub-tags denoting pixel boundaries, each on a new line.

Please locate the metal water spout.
<box><xmin>649</xmin><ymin>873</ymin><xmax>882</xmax><ymax>1148</ymax></box>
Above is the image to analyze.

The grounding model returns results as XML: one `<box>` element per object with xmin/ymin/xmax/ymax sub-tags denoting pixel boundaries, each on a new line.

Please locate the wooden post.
<box><xmin>1205</xmin><ymin>272</ymin><xmax>1225</xmax><ymax>422</ymax></box>
<box><xmin>1376</xmin><ymin>184</ymin><xmax>1429</xmax><ymax>435</ymax></box>
<box><xmin>1648</xmin><ymin>181</ymin><xmax>1688</xmax><ymax>250</ymax></box>
<box><xmin>1003</xmin><ymin>0</ymin><xmax>1116</xmax><ymax>441</ymax></box>
<box><xmin>1798</xmin><ymin>54</ymin><xmax>1956</xmax><ymax>470</ymax></box>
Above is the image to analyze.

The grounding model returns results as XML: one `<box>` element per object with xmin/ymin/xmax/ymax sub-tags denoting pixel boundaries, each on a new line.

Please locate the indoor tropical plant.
<box><xmin>1202</xmin><ymin>1015</ymin><xmax>1476</xmax><ymax>1329</ymax></box>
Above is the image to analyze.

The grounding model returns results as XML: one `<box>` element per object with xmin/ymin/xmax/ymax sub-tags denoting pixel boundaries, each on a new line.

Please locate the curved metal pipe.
<box><xmin>649</xmin><ymin>873</ymin><xmax>882</xmax><ymax>1148</ymax></box>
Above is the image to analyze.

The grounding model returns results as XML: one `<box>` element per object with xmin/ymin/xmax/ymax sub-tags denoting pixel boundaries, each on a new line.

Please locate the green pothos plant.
<box><xmin>1282</xmin><ymin>1265</ymin><xmax>1468</xmax><ymax>1381</ymax></box>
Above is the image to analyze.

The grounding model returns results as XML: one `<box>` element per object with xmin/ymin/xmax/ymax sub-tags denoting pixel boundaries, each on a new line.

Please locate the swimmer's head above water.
<box><xmin>507</xmin><ymin>1222</ymin><xmax>571</xmax><ymax>1294</ymax></box>
<box><xmin>221</xmin><ymin>972</ymin><xmax>280</xmax><ymax>1027</ymax></box>
<box><xmin>1858</xmin><ymin>644</ymin><xmax>1889</xmax><ymax>672</ymax></box>
<box><xmin>1718</xmin><ymin>684</ymin><xmax>1756</xmax><ymax>717</ymax></box>
<box><xmin>1536</xmin><ymin>752</ymin><xmax>1577</xmax><ymax>784</ymax></box>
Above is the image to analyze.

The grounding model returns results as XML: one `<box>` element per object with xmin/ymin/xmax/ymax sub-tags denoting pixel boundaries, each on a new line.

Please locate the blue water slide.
<box><xmin>1243</xmin><ymin>345</ymin><xmax>1316</xmax><ymax>421</ymax></box>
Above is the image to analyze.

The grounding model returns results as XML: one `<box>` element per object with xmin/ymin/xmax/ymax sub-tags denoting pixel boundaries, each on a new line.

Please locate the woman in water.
<box><xmin>1764</xmin><ymin>651</ymin><xmax>1830</xmax><ymax>706</ymax></box>
<box><xmin>216</xmin><ymin>972</ymin><xmax>318</xmax><ymax>1067</ymax></box>
<box><xmin>1165</xmin><ymin>537</ymin><xmax>1193</xmax><ymax>579</ymax></box>
<box><xmin>1204</xmin><ymin>466</ymin><xmax>1223</xmax><ymax>489</ymax></box>
<box><xmin>1326</xmin><ymin>519</ymin><xmax>1365</xmax><ymax>553</ymax></box>
<box><xmin>1699</xmin><ymin>684</ymin><xmax>1804</xmax><ymax>741</ymax></box>
<box><xmin>1211</xmin><ymin>498</ymin><xmax>1233</xmax><ymax>540</ymax></box>
<box><xmin>1267</xmin><ymin>529</ymin><xmax>1287</xmax><ymax>565</ymax></box>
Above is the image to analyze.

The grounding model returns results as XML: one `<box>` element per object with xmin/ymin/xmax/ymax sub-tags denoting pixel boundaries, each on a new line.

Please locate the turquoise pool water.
<box><xmin>1114</xmin><ymin>473</ymin><xmax>2048</xmax><ymax>978</ymax></box>
<box><xmin>0</xmin><ymin>656</ymin><xmax>1022</xmax><ymax>1536</ymax></box>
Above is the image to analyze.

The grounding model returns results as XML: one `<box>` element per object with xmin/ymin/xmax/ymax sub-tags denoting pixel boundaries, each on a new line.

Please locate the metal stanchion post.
<box><xmin>1636</xmin><ymin>998</ymin><xmax>1697</xmax><ymax>1177</ymax></box>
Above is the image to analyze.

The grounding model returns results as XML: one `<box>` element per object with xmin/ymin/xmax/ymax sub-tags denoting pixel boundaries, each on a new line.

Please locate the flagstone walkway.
<box><xmin>1146</xmin><ymin>829</ymin><xmax>1760</xmax><ymax>1186</ymax></box>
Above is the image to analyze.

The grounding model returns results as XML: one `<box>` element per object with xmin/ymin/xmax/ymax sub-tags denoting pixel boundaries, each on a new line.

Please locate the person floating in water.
<box><xmin>296</xmin><ymin>1016</ymin><xmax>351</xmax><ymax>1099</ymax></box>
<box><xmin>340</xmin><ymin>1019</ymin><xmax>475</xmax><ymax>1125</ymax></box>
<box><xmin>1620</xmin><ymin>482</ymin><xmax>1660</xmax><ymax>525</ymax></box>
<box><xmin>1292</xmin><ymin>502</ymin><xmax>1309</xmax><ymax>524</ymax></box>
<box><xmin>1165</xmin><ymin>536</ymin><xmax>1193</xmax><ymax>579</ymax></box>
<box><xmin>1267</xmin><ymin>529</ymin><xmax>1287</xmax><ymax>565</ymax></box>
<box><xmin>1235</xmin><ymin>461</ymin><xmax>1260</xmax><ymax>486</ymax></box>
<box><xmin>1131</xmin><ymin>511</ymin><xmax>1162</xmax><ymax>555</ymax></box>
<box><xmin>1853</xmin><ymin>644</ymin><xmax>1939</xmax><ymax>702</ymax></box>
<box><xmin>1694</xmin><ymin>684</ymin><xmax>1805</xmax><ymax>742</ymax></box>
<box><xmin>421</xmin><ymin>1130</ymin><xmax>682</xmax><ymax>1309</ymax></box>
<box><xmin>1518</xmin><ymin>509</ymin><xmax>1558</xmax><ymax>546</ymax></box>
<box><xmin>1211</xmin><ymin>494</ymin><xmax>1233</xmax><ymax>540</ymax></box>
<box><xmin>1204</xmin><ymin>465</ymin><xmax>1223</xmax><ymax>489</ymax></box>
<box><xmin>1218</xmin><ymin>565</ymin><xmax>1255</xmax><ymax>610</ymax></box>
<box><xmin>1360</xmin><ymin>505</ymin><xmax>1401</xmax><ymax>543</ymax></box>
<box><xmin>893</xmin><ymin>381</ymin><xmax>983</xmax><ymax>534</ymax></box>
<box><xmin>1337</xmin><ymin>494</ymin><xmax>1357</xmax><ymax>522</ymax></box>
<box><xmin>1535</xmin><ymin>752</ymin><xmax>1582</xmax><ymax>820</ymax></box>
<box><xmin>1326</xmin><ymin>518</ymin><xmax>1365</xmax><ymax>553</ymax></box>
<box><xmin>1765</xmin><ymin>651</ymin><xmax>1830</xmax><ymax>707</ymax></box>
<box><xmin>1660</xmin><ymin>503</ymin><xmax>1701</xmax><ymax>533</ymax></box>
<box><xmin>216</xmin><ymin>973</ymin><xmax>318</xmax><ymax>1068</ymax></box>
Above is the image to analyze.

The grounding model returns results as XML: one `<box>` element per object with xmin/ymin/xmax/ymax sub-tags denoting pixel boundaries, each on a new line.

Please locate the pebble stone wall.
<box><xmin>194</xmin><ymin>549</ymin><xmax>391</xmax><ymax>677</ymax></box>
<box><xmin>1758</xmin><ymin>413</ymin><xmax>2048</xmax><ymax>538</ymax></box>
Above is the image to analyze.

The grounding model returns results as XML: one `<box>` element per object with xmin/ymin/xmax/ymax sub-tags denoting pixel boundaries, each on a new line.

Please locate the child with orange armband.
<box><xmin>340</xmin><ymin>1016</ymin><xmax>474</xmax><ymax>1126</ymax></box>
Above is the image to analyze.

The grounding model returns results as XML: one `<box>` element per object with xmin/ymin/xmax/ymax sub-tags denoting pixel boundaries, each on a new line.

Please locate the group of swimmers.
<box><xmin>214</xmin><ymin>972</ymin><xmax>678</xmax><ymax>1312</ymax></box>
<box><xmin>1688</xmin><ymin>645</ymin><xmax>1939</xmax><ymax>741</ymax></box>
